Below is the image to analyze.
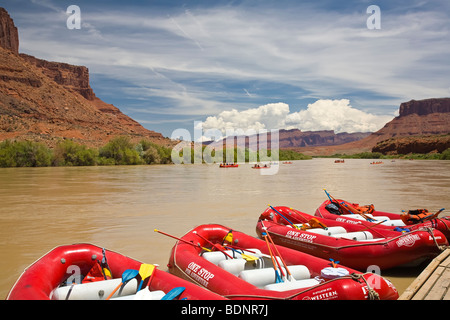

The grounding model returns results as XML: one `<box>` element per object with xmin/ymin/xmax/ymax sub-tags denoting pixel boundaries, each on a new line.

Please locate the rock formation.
<box><xmin>0</xmin><ymin>8</ymin><xmax>18</xmax><ymax>54</ymax></box>
<box><xmin>289</xmin><ymin>98</ymin><xmax>450</xmax><ymax>156</ymax></box>
<box><xmin>0</xmin><ymin>7</ymin><xmax>170</xmax><ymax>148</ymax></box>
<box><xmin>20</xmin><ymin>54</ymin><xmax>95</xmax><ymax>101</ymax></box>
<box><xmin>372</xmin><ymin>134</ymin><xmax>450</xmax><ymax>155</ymax></box>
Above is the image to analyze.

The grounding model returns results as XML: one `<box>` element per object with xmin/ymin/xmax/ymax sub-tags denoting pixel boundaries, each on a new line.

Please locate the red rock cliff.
<box><xmin>399</xmin><ymin>98</ymin><xmax>450</xmax><ymax>117</ymax></box>
<box><xmin>0</xmin><ymin>7</ymin><xmax>170</xmax><ymax>148</ymax></box>
<box><xmin>0</xmin><ymin>8</ymin><xmax>18</xmax><ymax>54</ymax></box>
<box><xmin>19</xmin><ymin>54</ymin><xmax>95</xmax><ymax>100</ymax></box>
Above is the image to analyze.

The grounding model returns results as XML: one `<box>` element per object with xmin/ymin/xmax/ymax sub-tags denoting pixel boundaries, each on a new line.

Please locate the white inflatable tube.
<box><xmin>334</xmin><ymin>231</ymin><xmax>373</xmax><ymax>241</ymax></box>
<box><xmin>307</xmin><ymin>226</ymin><xmax>347</xmax><ymax>236</ymax></box>
<box><xmin>239</xmin><ymin>265</ymin><xmax>310</xmax><ymax>288</ymax></box>
<box><xmin>51</xmin><ymin>278</ymin><xmax>138</xmax><ymax>300</ymax></box>
<box><xmin>202</xmin><ymin>249</ymin><xmax>262</xmax><ymax>265</ymax></box>
<box><xmin>264</xmin><ymin>278</ymin><xmax>321</xmax><ymax>292</ymax></box>
<box><xmin>218</xmin><ymin>259</ymin><xmax>247</xmax><ymax>275</ymax></box>
<box><xmin>381</xmin><ymin>219</ymin><xmax>405</xmax><ymax>226</ymax></box>
<box><xmin>110</xmin><ymin>288</ymin><xmax>166</xmax><ymax>300</ymax></box>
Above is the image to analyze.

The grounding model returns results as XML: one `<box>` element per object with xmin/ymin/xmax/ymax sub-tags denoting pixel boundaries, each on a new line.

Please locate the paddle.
<box><xmin>329</xmin><ymin>258</ymin><xmax>340</xmax><ymax>268</ymax></box>
<box><xmin>261</xmin><ymin>222</ymin><xmax>293</xmax><ymax>281</ymax></box>
<box><xmin>288</xmin><ymin>207</ymin><xmax>310</xmax><ymax>224</ymax></box>
<box><xmin>161</xmin><ymin>287</ymin><xmax>186</xmax><ymax>300</ymax></box>
<box><xmin>341</xmin><ymin>202</ymin><xmax>375</xmax><ymax>222</ymax></box>
<box><xmin>192</xmin><ymin>231</ymin><xmax>234</xmax><ymax>259</ymax></box>
<box><xmin>137</xmin><ymin>264</ymin><xmax>156</xmax><ymax>292</ymax></box>
<box><xmin>192</xmin><ymin>230</ymin><xmax>258</xmax><ymax>262</ymax></box>
<box><xmin>134</xmin><ymin>264</ymin><xmax>159</xmax><ymax>299</ymax></box>
<box><xmin>268</xmin><ymin>204</ymin><xmax>300</xmax><ymax>229</ymax></box>
<box><xmin>106</xmin><ymin>269</ymin><xmax>139</xmax><ymax>300</ymax></box>
<box><xmin>225</xmin><ymin>246</ymin><xmax>259</xmax><ymax>262</ymax></box>
<box><xmin>426</xmin><ymin>208</ymin><xmax>445</xmax><ymax>221</ymax></box>
<box><xmin>360</xmin><ymin>219</ymin><xmax>388</xmax><ymax>232</ymax></box>
<box><xmin>154</xmin><ymin>229</ymin><xmax>212</xmax><ymax>253</ymax></box>
<box><xmin>323</xmin><ymin>189</ymin><xmax>374</xmax><ymax>221</ymax></box>
<box><xmin>260</xmin><ymin>228</ymin><xmax>283</xmax><ymax>283</ymax></box>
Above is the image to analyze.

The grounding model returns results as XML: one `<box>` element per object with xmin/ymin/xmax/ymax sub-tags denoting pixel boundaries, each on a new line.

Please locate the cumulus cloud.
<box><xmin>201</xmin><ymin>99</ymin><xmax>394</xmax><ymax>136</ymax></box>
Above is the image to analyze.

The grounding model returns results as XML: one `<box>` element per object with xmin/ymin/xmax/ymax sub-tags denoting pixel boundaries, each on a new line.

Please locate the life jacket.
<box><xmin>301</xmin><ymin>218</ymin><xmax>327</xmax><ymax>230</ymax></box>
<box><xmin>351</xmin><ymin>203</ymin><xmax>375</xmax><ymax>214</ymax></box>
<box><xmin>400</xmin><ymin>209</ymin><xmax>433</xmax><ymax>225</ymax></box>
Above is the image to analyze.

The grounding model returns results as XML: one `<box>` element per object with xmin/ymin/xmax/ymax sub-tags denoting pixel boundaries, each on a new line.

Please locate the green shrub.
<box><xmin>53</xmin><ymin>140</ymin><xmax>98</xmax><ymax>166</ymax></box>
<box><xmin>99</xmin><ymin>136</ymin><xmax>144</xmax><ymax>165</ymax></box>
<box><xmin>440</xmin><ymin>148</ymin><xmax>450</xmax><ymax>160</ymax></box>
<box><xmin>0</xmin><ymin>140</ymin><xmax>52</xmax><ymax>167</ymax></box>
<box><xmin>139</xmin><ymin>140</ymin><xmax>173</xmax><ymax>164</ymax></box>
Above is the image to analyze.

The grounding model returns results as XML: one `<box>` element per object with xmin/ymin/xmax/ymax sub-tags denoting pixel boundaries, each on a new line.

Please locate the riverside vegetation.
<box><xmin>0</xmin><ymin>136</ymin><xmax>311</xmax><ymax>167</ymax></box>
<box><xmin>321</xmin><ymin>149</ymin><xmax>450</xmax><ymax>160</ymax></box>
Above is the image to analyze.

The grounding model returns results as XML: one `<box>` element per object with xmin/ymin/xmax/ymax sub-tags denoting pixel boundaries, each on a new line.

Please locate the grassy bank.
<box><xmin>0</xmin><ymin>137</ymin><xmax>311</xmax><ymax>167</ymax></box>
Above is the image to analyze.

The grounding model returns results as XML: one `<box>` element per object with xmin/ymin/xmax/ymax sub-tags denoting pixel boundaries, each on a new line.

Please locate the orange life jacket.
<box><xmin>400</xmin><ymin>209</ymin><xmax>432</xmax><ymax>225</ymax></box>
<box><xmin>352</xmin><ymin>203</ymin><xmax>375</xmax><ymax>214</ymax></box>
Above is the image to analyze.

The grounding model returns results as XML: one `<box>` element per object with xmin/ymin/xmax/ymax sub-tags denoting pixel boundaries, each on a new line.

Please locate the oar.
<box><xmin>161</xmin><ymin>287</ymin><xmax>186</xmax><ymax>300</ymax></box>
<box><xmin>134</xmin><ymin>264</ymin><xmax>159</xmax><ymax>299</ymax></box>
<box><xmin>268</xmin><ymin>204</ymin><xmax>300</xmax><ymax>229</ymax></box>
<box><xmin>137</xmin><ymin>264</ymin><xmax>156</xmax><ymax>292</ymax></box>
<box><xmin>324</xmin><ymin>189</ymin><xmax>351</xmax><ymax>215</ymax></box>
<box><xmin>225</xmin><ymin>246</ymin><xmax>259</xmax><ymax>262</ymax></box>
<box><xmin>192</xmin><ymin>231</ymin><xmax>257</xmax><ymax>261</ymax></box>
<box><xmin>105</xmin><ymin>269</ymin><xmax>139</xmax><ymax>300</ymax></box>
<box><xmin>324</xmin><ymin>188</ymin><xmax>334</xmax><ymax>202</ymax></box>
<box><xmin>360</xmin><ymin>219</ymin><xmax>388</xmax><ymax>232</ymax></box>
<box><xmin>261</xmin><ymin>222</ymin><xmax>293</xmax><ymax>281</ymax></box>
<box><xmin>288</xmin><ymin>207</ymin><xmax>310</xmax><ymax>224</ymax></box>
<box><xmin>154</xmin><ymin>229</ymin><xmax>212</xmax><ymax>252</ymax></box>
<box><xmin>426</xmin><ymin>208</ymin><xmax>445</xmax><ymax>220</ymax></box>
<box><xmin>324</xmin><ymin>190</ymin><xmax>374</xmax><ymax>221</ymax></box>
<box><xmin>192</xmin><ymin>231</ymin><xmax>234</xmax><ymax>259</ymax></box>
<box><xmin>359</xmin><ymin>221</ymin><xmax>387</xmax><ymax>238</ymax></box>
<box><xmin>260</xmin><ymin>230</ymin><xmax>283</xmax><ymax>283</ymax></box>
<box><xmin>329</xmin><ymin>258</ymin><xmax>340</xmax><ymax>268</ymax></box>
<box><xmin>341</xmin><ymin>202</ymin><xmax>375</xmax><ymax>222</ymax></box>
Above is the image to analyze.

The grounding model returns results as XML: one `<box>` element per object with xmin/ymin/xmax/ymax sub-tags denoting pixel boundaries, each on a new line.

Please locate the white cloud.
<box><xmin>201</xmin><ymin>99</ymin><xmax>394</xmax><ymax>134</ymax></box>
<box><xmin>10</xmin><ymin>1</ymin><xmax>450</xmax><ymax>136</ymax></box>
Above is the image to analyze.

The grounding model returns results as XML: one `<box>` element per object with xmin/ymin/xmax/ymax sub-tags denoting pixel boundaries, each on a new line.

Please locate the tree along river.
<box><xmin>1</xmin><ymin>158</ymin><xmax>449</xmax><ymax>298</ymax></box>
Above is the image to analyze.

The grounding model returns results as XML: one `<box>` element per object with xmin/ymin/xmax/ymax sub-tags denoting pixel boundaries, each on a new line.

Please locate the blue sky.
<box><xmin>2</xmin><ymin>0</ymin><xmax>450</xmax><ymax>138</ymax></box>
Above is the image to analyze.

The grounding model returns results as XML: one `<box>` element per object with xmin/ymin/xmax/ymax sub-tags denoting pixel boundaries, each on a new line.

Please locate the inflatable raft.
<box><xmin>7</xmin><ymin>243</ymin><xmax>225</xmax><ymax>300</ymax></box>
<box><xmin>219</xmin><ymin>163</ymin><xmax>239</xmax><ymax>168</ymax></box>
<box><xmin>167</xmin><ymin>224</ymin><xmax>399</xmax><ymax>300</ymax></box>
<box><xmin>257</xmin><ymin>206</ymin><xmax>448</xmax><ymax>270</ymax></box>
<box><xmin>315</xmin><ymin>199</ymin><xmax>450</xmax><ymax>240</ymax></box>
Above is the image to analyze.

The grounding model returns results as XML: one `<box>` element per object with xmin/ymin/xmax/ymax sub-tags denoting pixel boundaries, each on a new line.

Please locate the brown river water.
<box><xmin>1</xmin><ymin>158</ymin><xmax>450</xmax><ymax>299</ymax></box>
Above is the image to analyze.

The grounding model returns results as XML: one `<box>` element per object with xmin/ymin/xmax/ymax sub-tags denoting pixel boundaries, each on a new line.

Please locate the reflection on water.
<box><xmin>1</xmin><ymin>159</ymin><xmax>449</xmax><ymax>298</ymax></box>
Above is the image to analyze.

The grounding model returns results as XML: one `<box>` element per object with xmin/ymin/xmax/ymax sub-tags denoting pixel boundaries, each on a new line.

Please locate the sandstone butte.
<box><xmin>0</xmin><ymin>7</ymin><xmax>172</xmax><ymax>149</ymax></box>
<box><xmin>288</xmin><ymin>98</ymin><xmax>450</xmax><ymax>156</ymax></box>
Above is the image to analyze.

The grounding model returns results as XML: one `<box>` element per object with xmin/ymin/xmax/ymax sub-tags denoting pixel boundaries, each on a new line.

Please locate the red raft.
<box><xmin>315</xmin><ymin>199</ymin><xmax>450</xmax><ymax>240</ymax></box>
<box><xmin>257</xmin><ymin>206</ymin><xmax>448</xmax><ymax>271</ymax></box>
<box><xmin>7</xmin><ymin>243</ymin><xmax>225</xmax><ymax>300</ymax></box>
<box><xmin>219</xmin><ymin>163</ymin><xmax>239</xmax><ymax>168</ymax></box>
<box><xmin>167</xmin><ymin>224</ymin><xmax>399</xmax><ymax>300</ymax></box>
